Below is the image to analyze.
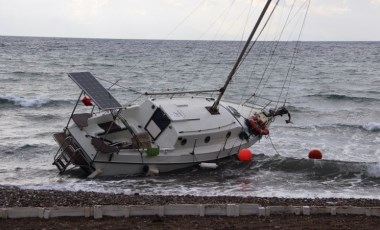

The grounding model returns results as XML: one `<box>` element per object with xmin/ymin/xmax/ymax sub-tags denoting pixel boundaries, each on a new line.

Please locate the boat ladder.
<box><xmin>53</xmin><ymin>133</ymin><xmax>81</xmax><ymax>174</ymax></box>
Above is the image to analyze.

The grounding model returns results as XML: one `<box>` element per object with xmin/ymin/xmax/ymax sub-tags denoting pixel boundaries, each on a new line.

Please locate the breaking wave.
<box><xmin>307</xmin><ymin>94</ymin><xmax>379</xmax><ymax>102</ymax></box>
<box><xmin>0</xmin><ymin>95</ymin><xmax>72</xmax><ymax>107</ymax></box>
<box><xmin>251</xmin><ymin>155</ymin><xmax>380</xmax><ymax>180</ymax></box>
<box><xmin>363</xmin><ymin>122</ymin><xmax>380</xmax><ymax>132</ymax></box>
<box><xmin>287</xmin><ymin>122</ymin><xmax>380</xmax><ymax>133</ymax></box>
<box><xmin>332</xmin><ymin>122</ymin><xmax>380</xmax><ymax>132</ymax></box>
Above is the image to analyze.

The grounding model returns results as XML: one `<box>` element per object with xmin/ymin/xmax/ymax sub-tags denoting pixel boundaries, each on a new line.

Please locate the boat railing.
<box><xmin>178</xmin><ymin>121</ymin><xmax>236</xmax><ymax>134</ymax></box>
<box><xmin>243</xmin><ymin>95</ymin><xmax>289</xmax><ymax>110</ymax></box>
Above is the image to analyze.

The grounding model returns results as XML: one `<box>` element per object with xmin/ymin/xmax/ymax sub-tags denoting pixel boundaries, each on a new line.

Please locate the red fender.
<box><xmin>248</xmin><ymin>115</ymin><xmax>269</xmax><ymax>135</ymax></box>
<box><xmin>82</xmin><ymin>97</ymin><xmax>93</xmax><ymax>106</ymax></box>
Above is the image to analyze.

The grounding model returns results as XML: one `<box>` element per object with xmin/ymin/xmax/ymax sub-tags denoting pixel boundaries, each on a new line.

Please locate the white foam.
<box><xmin>366</xmin><ymin>163</ymin><xmax>380</xmax><ymax>178</ymax></box>
<box><xmin>363</xmin><ymin>122</ymin><xmax>380</xmax><ymax>132</ymax></box>
<box><xmin>1</xmin><ymin>95</ymin><xmax>49</xmax><ymax>107</ymax></box>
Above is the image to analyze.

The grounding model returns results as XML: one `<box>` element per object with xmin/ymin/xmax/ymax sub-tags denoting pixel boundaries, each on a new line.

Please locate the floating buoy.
<box><xmin>199</xmin><ymin>162</ymin><xmax>218</xmax><ymax>169</ymax></box>
<box><xmin>81</xmin><ymin>96</ymin><xmax>93</xmax><ymax>106</ymax></box>
<box><xmin>238</xmin><ymin>148</ymin><xmax>253</xmax><ymax>161</ymax></box>
<box><xmin>308</xmin><ymin>148</ymin><xmax>322</xmax><ymax>159</ymax></box>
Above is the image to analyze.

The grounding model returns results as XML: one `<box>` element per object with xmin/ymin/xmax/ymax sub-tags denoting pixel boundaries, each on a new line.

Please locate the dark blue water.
<box><xmin>0</xmin><ymin>36</ymin><xmax>379</xmax><ymax>198</ymax></box>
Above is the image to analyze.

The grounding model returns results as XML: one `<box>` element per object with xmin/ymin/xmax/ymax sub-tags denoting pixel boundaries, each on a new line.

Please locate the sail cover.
<box><xmin>68</xmin><ymin>72</ymin><xmax>122</xmax><ymax>110</ymax></box>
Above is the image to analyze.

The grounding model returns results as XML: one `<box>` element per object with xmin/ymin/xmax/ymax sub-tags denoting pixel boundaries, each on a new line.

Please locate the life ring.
<box><xmin>248</xmin><ymin>115</ymin><xmax>269</xmax><ymax>135</ymax></box>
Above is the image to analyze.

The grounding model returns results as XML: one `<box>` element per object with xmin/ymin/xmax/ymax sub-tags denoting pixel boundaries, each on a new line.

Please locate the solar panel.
<box><xmin>68</xmin><ymin>72</ymin><xmax>123</xmax><ymax>110</ymax></box>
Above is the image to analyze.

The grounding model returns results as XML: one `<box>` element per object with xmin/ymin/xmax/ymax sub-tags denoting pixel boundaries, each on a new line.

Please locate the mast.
<box><xmin>209</xmin><ymin>0</ymin><xmax>273</xmax><ymax>113</ymax></box>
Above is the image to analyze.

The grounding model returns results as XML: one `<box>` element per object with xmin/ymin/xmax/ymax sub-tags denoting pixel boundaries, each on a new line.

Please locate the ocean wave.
<box><xmin>11</xmin><ymin>71</ymin><xmax>46</xmax><ymax>77</ymax></box>
<box><xmin>17</xmin><ymin>144</ymin><xmax>40</xmax><ymax>150</ymax></box>
<box><xmin>332</xmin><ymin>122</ymin><xmax>380</xmax><ymax>133</ymax></box>
<box><xmin>366</xmin><ymin>163</ymin><xmax>380</xmax><ymax>178</ymax></box>
<box><xmin>0</xmin><ymin>95</ymin><xmax>71</xmax><ymax>107</ymax></box>
<box><xmin>284</xmin><ymin>105</ymin><xmax>315</xmax><ymax>113</ymax></box>
<box><xmin>307</xmin><ymin>94</ymin><xmax>379</xmax><ymax>102</ymax></box>
<box><xmin>253</xmin><ymin>155</ymin><xmax>380</xmax><ymax>180</ymax></box>
<box><xmin>287</xmin><ymin>123</ymin><xmax>380</xmax><ymax>133</ymax></box>
<box><xmin>362</xmin><ymin>122</ymin><xmax>380</xmax><ymax>132</ymax></box>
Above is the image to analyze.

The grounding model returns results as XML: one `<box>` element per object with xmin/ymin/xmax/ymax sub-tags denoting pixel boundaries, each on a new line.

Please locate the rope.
<box><xmin>268</xmin><ymin>134</ymin><xmax>281</xmax><ymax>156</ymax></box>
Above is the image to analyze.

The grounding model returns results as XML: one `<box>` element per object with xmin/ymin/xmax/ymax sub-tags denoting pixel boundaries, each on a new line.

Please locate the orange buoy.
<box><xmin>308</xmin><ymin>148</ymin><xmax>322</xmax><ymax>159</ymax></box>
<box><xmin>238</xmin><ymin>148</ymin><xmax>253</xmax><ymax>161</ymax></box>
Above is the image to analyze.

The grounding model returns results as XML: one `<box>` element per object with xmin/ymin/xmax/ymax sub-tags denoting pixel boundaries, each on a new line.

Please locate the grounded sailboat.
<box><xmin>53</xmin><ymin>0</ymin><xmax>300</xmax><ymax>177</ymax></box>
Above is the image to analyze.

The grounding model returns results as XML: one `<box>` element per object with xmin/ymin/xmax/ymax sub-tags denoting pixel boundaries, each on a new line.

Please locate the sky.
<box><xmin>0</xmin><ymin>0</ymin><xmax>379</xmax><ymax>41</ymax></box>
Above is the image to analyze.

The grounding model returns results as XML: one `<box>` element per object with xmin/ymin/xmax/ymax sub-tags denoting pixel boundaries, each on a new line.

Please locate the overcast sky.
<box><xmin>0</xmin><ymin>0</ymin><xmax>379</xmax><ymax>41</ymax></box>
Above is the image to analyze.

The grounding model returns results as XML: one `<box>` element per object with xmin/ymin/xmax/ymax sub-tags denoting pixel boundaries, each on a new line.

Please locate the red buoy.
<box><xmin>308</xmin><ymin>148</ymin><xmax>322</xmax><ymax>159</ymax></box>
<box><xmin>238</xmin><ymin>148</ymin><xmax>253</xmax><ymax>161</ymax></box>
<box><xmin>82</xmin><ymin>97</ymin><xmax>93</xmax><ymax>106</ymax></box>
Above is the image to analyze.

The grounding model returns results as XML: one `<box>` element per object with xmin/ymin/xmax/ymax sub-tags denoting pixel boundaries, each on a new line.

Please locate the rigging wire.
<box><xmin>95</xmin><ymin>75</ymin><xmax>142</xmax><ymax>94</ymax></box>
<box><xmin>205</xmin><ymin>2</ymin><xmax>258</xmax><ymax>82</ymax></box>
<box><xmin>153</xmin><ymin>0</ymin><xmax>240</xmax><ymax>93</ymax></box>
<box><xmin>234</xmin><ymin>0</ymin><xmax>255</xmax><ymax>62</ymax></box>
<box><xmin>205</xmin><ymin>0</ymin><xmax>257</xmax><ymax>110</ymax></box>
<box><xmin>122</xmin><ymin>0</ymin><xmax>208</xmax><ymax>82</ymax></box>
<box><xmin>162</xmin><ymin>0</ymin><xmax>209</xmax><ymax>40</ymax></box>
<box><xmin>283</xmin><ymin>0</ymin><xmax>311</xmax><ymax>106</ymax></box>
<box><xmin>175</xmin><ymin>0</ymin><xmax>238</xmax><ymax>90</ymax></box>
<box><xmin>229</xmin><ymin>0</ymin><xmax>282</xmax><ymax>111</ymax></box>
<box><xmin>235</xmin><ymin>0</ymin><xmax>280</xmax><ymax>108</ymax></box>
<box><xmin>275</xmin><ymin>0</ymin><xmax>311</xmax><ymax>108</ymax></box>
<box><xmin>242</xmin><ymin>0</ymin><xmax>297</xmax><ymax>108</ymax></box>
<box><xmin>256</xmin><ymin>0</ymin><xmax>296</xmax><ymax>105</ymax></box>
<box><xmin>227</xmin><ymin>0</ymin><xmax>258</xmax><ymax>115</ymax></box>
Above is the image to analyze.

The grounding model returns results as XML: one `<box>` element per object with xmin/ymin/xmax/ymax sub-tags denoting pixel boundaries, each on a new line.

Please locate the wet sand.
<box><xmin>1</xmin><ymin>186</ymin><xmax>380</xmax><ymax>229</ymax></box>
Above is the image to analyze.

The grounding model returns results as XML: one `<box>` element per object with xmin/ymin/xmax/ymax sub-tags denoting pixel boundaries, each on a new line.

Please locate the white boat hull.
<box><xmin>89</xmin><ymin>138</ymin><xmax>257</xmax><ymax>176</ymax></box>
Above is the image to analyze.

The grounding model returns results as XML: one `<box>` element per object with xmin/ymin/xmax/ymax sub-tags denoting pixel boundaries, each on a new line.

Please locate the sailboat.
<box><xmin>53</xmin><ymin>0</ymin><xmax>298</xmax><ymax>177</ymax></box>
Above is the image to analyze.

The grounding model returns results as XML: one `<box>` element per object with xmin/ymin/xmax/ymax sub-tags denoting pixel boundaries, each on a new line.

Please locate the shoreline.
<box><xmin>2</xmin><ymin>186</ymin><xmax>380</xmax><ymax>208</ymax></box>
<box><xmin>2</xmin><ymin>186</ymin><xmax>380</xmax><ymax>229</ymax></box>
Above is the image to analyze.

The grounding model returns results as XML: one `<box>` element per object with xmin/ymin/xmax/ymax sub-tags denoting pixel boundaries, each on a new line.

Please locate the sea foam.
<box><xmin>363</xmin><ymin>122</ymin><xmax>380</xmax><ymax>132</ymax></box>
<box><xmin>0</xmin><ymin>95</ymin><xmax>49</xmax><ymax>107</ymax></box>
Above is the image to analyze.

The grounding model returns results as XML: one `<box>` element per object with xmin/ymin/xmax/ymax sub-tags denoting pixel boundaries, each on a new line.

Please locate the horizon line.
<box><xmin>1</xmin><ymin>34</ymin><xmax>380</xmax><ymax>43</ymax></box>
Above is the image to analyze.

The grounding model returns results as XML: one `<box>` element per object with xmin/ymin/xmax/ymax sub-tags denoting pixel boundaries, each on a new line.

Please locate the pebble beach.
<box><xmin>2</xmin><ymin>186</ymin><xmax>380</xmax><ymax>229</ymax></box>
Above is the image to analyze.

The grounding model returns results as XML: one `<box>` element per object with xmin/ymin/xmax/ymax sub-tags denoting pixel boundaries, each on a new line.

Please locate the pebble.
<box><xmin>1</xmin><ymin>186</ymin><xmax>380</xmax><ymax>208</ymax></box>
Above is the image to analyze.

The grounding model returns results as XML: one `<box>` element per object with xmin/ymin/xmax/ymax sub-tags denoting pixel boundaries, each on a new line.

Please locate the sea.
<box><xmin>0</xmin><ymin>36</ymin><xmax>379</xmax><ymax>199</ymax></box>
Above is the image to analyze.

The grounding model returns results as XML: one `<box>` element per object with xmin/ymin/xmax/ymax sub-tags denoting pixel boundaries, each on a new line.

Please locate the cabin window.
<box><xmin>204</xmin><ymin>136</ymin><xmax>211</xmax><ymax>143</ymax></box>
<box><xmin>145</xmin><ymin>108</ymin><xmax>171</xmax><ymax>140</ymax></box>
<box><xmin>226</xmin><ymin>131</ymin><xmax>231</xmax><ymax>138</ymax></box>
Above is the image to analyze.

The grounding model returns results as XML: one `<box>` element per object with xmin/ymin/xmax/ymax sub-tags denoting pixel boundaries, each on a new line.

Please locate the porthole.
<box><xmin>204</xmin><ymin>136</ymin><xmax>211</xmax><ymax>143</ymax></box>
<box><xmin>181</xmin><ymin>139</ymin><xmax>187</xmax><ymax>146</ymax></box>
<box><xmin>226</xmin><ymin>131</ymin><xmax>231</xmax><ymax>138</ymax></box>
<box><xmin>151</xmin><ymin>105</ymin><xmax>155</xmax><ymax>109</ymax></box>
